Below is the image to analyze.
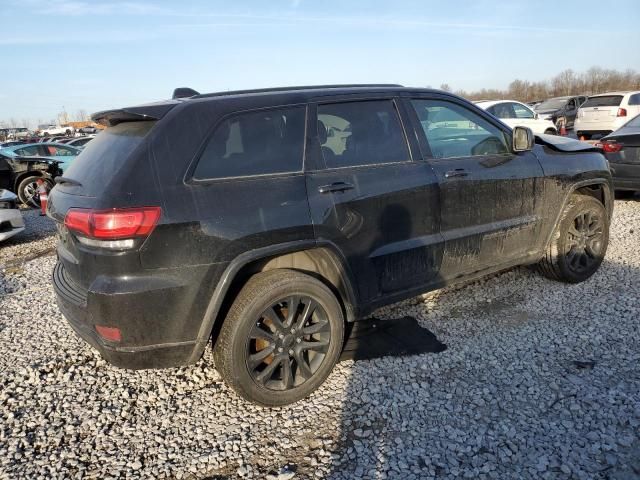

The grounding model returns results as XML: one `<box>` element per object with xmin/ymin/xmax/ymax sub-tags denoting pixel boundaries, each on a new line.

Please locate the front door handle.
<box><xmin>444</xmin><ymin>169</ymin><xmax>468</xmax><ymax>179</ymax></box>
<box><xmin>318</xmin><ymin>182</ymin><xmax>354</xmax><ymax>194</ymax></box>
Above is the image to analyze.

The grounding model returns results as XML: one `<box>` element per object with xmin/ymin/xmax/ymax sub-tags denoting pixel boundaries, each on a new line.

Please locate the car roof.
<box><xmin>588</xmin><ymin>91</ymin><xmax>639</xmax><ymax>97</ymax></box>
<box><xmin>475</xmin><ymin>99</ymin><xmax>529</xmax><ymax>108</ymax></box>
<box><xmin>93</xmin><ymin>85</ymin><xmax>452</xmax><ymax>125</ymax></box>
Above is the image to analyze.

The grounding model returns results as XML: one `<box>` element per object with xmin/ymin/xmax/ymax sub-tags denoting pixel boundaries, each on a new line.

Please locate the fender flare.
<box><xmin>186</xmin><ymin>239</ymin><xmax>359</xmax><ymax>363</ymax></box>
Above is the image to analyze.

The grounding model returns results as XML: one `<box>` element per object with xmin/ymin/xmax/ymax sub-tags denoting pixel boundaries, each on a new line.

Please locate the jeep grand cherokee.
<box><xmin>48</xmin><ymin>85</ymin><xmax>613</xmax><ymax>406</ymax></box>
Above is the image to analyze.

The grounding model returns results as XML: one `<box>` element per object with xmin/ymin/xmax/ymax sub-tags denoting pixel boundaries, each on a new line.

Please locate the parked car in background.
<box><xmin>475</xmin><ymin>100</ymin><xmax>558</xmax><ymax>134</ymax></box>
<box><xmin>596</xmin><ymin>114</ymin><xmax>640</xmax><ymax>195</ymax></box>
<box><xmin>65</xmin><ymin>136</ymin><xmax>94</xmax><ymax>148</ymax></box>
<box><xmin>534</xmin><ymin>95</ymin><xmax>588</xmax><ymax>128</ymax></box>
<box><xmin>0</xmin><ymin>142</ymin><xmax>80</xmax><ymax>172</ymax></box>
<box><xmin>49</xmin><ymin>85</ymin><xmax>612</xmax><ymax>406</ymax></box>
<box><xmin>0</xmin><ymin>127</ymin><xmax>31</xmax><ymax>140</ymax></box>
<box><xmin>0</xmin><ymin>150</ymin><xmax>62</xmax><ymax>206</ymax></box>
<box><xmin>0</xmin><ymin>141</ymin><xmax>27</xmax><ymax>148</ymax></box>
<box><xmin>0</xmin><ymin>189</ymin><xmax>25</xmax><ymax>241</ymax></box>
<box><xmin>574</xmin><ymin>91</ymin><xmax>640</xmax><ymax>139</ymax></box>
<box><xmin>78</xmin><ymin>126</ymin><xmax>99</xmax><ymax>134</ymax></box>
<box><xmin>38</xmin><ymin>124</ymin><xmax>74</xmax><ymax>137</ymax></box>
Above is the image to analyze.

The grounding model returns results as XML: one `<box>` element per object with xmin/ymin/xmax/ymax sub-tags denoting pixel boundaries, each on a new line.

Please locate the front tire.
<box><xmin>213</xmin><ymin>269</ymin><xmax>345</xmax><ymax>406</ymax></box>
<box><xmin>537</xmin><ymin>194</ymin><xmax>609</xmax><ymax>283</ymax></box>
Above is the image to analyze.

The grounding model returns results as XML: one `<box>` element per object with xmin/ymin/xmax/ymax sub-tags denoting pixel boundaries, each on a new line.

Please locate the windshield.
<box><xmin>535</xmin><ymin>98</ymin><xmax>569</xmax><ymax>111</ymax></box>
<box><xmin>581</xmin><ymin>96</ymin><xmax>623</xmax><ymax>108</ymax></box>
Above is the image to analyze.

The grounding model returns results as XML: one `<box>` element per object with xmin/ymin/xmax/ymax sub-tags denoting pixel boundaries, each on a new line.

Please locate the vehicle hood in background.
<box><xmin>535</xmin><ymin>134</ymin><xmax>600</xmax><ymax>153</ymax></box>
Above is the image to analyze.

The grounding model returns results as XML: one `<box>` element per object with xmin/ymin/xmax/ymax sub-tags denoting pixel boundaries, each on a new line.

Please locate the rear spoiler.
<box><xmin>92</xmin><ymin>101</ymin><xmax>179</xmax><ymax>127</ymax></box>
<box><xmin>535</xmin><ymin>134</ymin><xmax>601</xmax><ymax>153</ymax></box>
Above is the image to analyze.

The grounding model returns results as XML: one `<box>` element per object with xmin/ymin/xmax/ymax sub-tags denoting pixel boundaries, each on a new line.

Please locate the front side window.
<box><xmin>194</xmin><ymin>106</ymin><xmax>305</xmax><ymax>179</ymax></box>
<box><xmin>317</xmin><ymin>100</ymin><xmax>409</xmax><ymax>168</ymax></box>
<box><xmin>411</xmin><ymin>99</ymin><xmax>510</xmax><ymax>159</ymax></box>
<box><xmin>512</xmin><ymin>103</ymin><xmax>535</xmax><ymax>119</ymax></box>
<box><xmin>15</xmin><ymin>145</ymin><xmax>39</xmax><ymax>156</ymax></box>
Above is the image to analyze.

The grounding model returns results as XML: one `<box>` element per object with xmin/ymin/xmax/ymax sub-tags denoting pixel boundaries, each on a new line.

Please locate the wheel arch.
<box><xmin>187</xmin><ymin>240</ymin><xmax>359</xmax><ymax>363</ymax></box>
<box><xmin>541</xmin><ymin>178</ymin><xmax>613</xmax><ymax>254</ymax></box>
<box><xmin>13</xmin><ymin>170</ymin><xmax>48</xmax><ymax>191</ymax></box>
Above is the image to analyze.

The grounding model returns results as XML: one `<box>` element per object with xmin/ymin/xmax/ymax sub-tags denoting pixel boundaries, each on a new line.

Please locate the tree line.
<box><xmin>441</xmin><ymin>66</ymin><xmax>640</xmax><ymax>103</ymax></box>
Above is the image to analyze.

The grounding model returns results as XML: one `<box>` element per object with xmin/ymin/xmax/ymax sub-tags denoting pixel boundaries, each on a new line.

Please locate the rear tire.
<box><xmin>17</xmin><ymin>175</ymin><xmax>50</xmax><ymax>208</ymax></box>
<box><xmin>213</xmin><ymin>269</ymin><xmax>345</xmax><ymax>407</ymax></box>
<box><xmin>537</xmin><ymin>194</ymin><xmax>609</xmax><ymax>283</ymax></box>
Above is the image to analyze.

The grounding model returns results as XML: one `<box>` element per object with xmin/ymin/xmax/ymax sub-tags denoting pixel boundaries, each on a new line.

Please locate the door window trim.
<box><xmin>308</xmin><ymin>97</ymin><xmax>415</xmax><ymax>173</ymax></box>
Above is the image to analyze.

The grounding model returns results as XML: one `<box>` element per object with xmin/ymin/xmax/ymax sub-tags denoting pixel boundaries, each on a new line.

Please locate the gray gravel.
<box><xmin>1</xmin><ymin>200</ymin><xmax>639</xmax><ymax>479</ymax></box>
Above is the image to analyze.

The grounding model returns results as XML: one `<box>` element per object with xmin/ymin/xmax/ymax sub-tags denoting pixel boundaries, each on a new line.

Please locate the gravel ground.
<box><xmin>1</xmin><ymin>199</ymin><xmax>639</xmax><ymax>479</ymax></box>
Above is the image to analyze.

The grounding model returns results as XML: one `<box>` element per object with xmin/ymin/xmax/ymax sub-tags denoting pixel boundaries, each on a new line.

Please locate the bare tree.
<box><xmin>440</xmin><ymin>83</ymin><xmax>452</xmax><ymax>92</ymax></box>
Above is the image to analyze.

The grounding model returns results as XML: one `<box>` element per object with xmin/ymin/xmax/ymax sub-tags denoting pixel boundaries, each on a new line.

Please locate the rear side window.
<box><xmin>317</xmin><ymin>100</ymin><xmax>409</xmax><ymax>168</ymax></box>
<box><xmin>488</xmin><ymin>103</ymin><xmax>516</xmax><ymax>119</ymax></box>
<box><xmin>628</xmin><ymin>94</ymin><xmax>640</xmax><ymax>106</ymax></box>
<box><xmin>581</xmin><ymin>96</ymin><xmax>623</xmax><ymax>108</ymax></box>
<box><xmin>194</xmin><ymin>106</ymin><xmax>305</xmax><ymax>179</ymax></box>
<box><xmin>62</xmin><ymin>121</ymin><xmax>156</xmax><ymax>194</ymax></box>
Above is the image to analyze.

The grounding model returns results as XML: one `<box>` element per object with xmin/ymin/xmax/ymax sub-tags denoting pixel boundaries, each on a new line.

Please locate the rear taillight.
<box><xmin>64</xmin><ymin>207</ymin><xmax>161</xmax><ymax>246</ymax></box>
<box><xmin>617</xmin><ymin>108</ymin><xmax>627</xmax><ymax>117</ymax></box>
<box><xmin>95</xmin><ymin>325</ymin><xmax>122</xmax><ymax>342</ymax></box>
<box><xmin>595</xmin><ymin>141</ymin><xmax>623</xmax><ymax>153</ymax></box>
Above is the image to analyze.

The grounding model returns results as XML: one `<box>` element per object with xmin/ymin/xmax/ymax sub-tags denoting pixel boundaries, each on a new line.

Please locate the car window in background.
<box><xmin>317</xmin><ymin>100</ymin><xmax>409</xmax><ymax>168</ymax></box>
<box><xmin>411</xmin><ymin>99</ymin><xmax>509</xmax><ymax>159</ymax></box>
<box><xmin>489</xmin><ymin>103</ymin><xmax>516</xmax><ymax>119</ymax></box>
<box><xmin>194</xmin><ymin>106</ymin><xmax>305</xmax><ymax>179</ymax></box>
<box><xmin>512</xmin><ymin>103</ymin><xmax>535</xmax><ymax>119</ymax></box>
<box><xmin>628</xmin><ymin>94</ymin><xmax>640</xmax><ymax>106</ymax></box>
<box><xmin>15</xmin><ymin>145</ymin><xmax>40</xmax><ymax>156</ymax></box>
<box><xmin>581</xmin><ymin>96</ymin><xmax>623</xmax><ymax>108</ymax></box>
<box><xmin>535</xmin><ymin>98</ymin><xmax>568</xmax><ymax>110</ymax></box>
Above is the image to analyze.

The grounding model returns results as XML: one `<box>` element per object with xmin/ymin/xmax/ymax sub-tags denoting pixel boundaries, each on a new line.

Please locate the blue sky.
<box><xmin>1</xmin><ymin>0</ymin><xmax>639</xmax><ymax>125</ymax></box>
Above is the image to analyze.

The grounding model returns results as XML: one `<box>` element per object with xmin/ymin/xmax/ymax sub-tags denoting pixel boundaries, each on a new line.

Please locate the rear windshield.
<box><xmin>61</xmin><ymin>121</ymin><xmax>156</xmax><ymax>195</ymax></box>
<box><xmin>581</xmin><ymin>96</ymin><xmax>623</xmax><ymax>108</ymax></box>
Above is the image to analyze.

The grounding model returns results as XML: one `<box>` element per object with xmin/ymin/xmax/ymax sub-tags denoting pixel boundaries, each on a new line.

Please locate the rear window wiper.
<box><xmin>55</xmin><ymin>176</ymin><xmax>83</xmax><ymax>187</ymax></box>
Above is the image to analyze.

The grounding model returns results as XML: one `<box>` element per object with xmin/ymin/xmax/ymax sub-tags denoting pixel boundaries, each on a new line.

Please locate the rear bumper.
<box><xmin>52</xmin><ymin>261</ymin><xmax>208</xmax><ymax>369</ymax></box>
<box><xmin>0</xmin><ymin>208</ymin><xmax>25</xmax><ymax>242</ymax></box>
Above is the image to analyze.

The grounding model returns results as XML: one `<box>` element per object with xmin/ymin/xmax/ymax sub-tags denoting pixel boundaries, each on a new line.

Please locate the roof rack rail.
<box><xmin>193</xmin><ymin>84</ymin><xmax>403</xmax><ymax>99</ymax></box>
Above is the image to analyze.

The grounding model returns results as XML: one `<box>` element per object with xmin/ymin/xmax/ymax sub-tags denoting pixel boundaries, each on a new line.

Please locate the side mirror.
<box><xmin>512</xmin><ymin>126</ymin><xmax>534</xmax><ymax>152</ymax></box>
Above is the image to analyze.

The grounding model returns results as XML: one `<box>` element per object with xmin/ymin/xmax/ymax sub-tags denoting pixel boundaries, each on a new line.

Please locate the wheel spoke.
<box><xmin>285</xmin><ymin>296</ymin><xmax>300</xmax><ymax>328</ymax></box>
<box><xmin>264</xmin><ymin>306</ymin><xmax>286</xmax><ymax>333</ymax></box>
<box><xmin>281</xmin><ymin>357</ymin><xmax>294</xmax><ymax>389</ymax></box>
<box><xmin>296</xmin><ymin>299</ymin><xmax>317</xmax><ymax>330</ymax></box>
<box><xmin>302</xmin><ymin>319</ymin><xmax>330</xmax><ymax>335</ymax></box>
<box><xmin>250</xmin><ymin>327</ymin><xmax>276</xmax><ymax>343</ymax></box>
<box><xmin>293</xmin><ymin>350</ymin><xmax>314</xmax><ymax>379</ymax></box>
<box><xmin>300</xmin><ymin>339</ymin><xmax>329</xmax><ymax>354</ymax></box>
<box><xmin>248</xmin><ymin>345</ymin><xmax>275</xmax><ymax>369</ymax></box>
<box><xmin>255</xmin><ymin>356</ymin><xmax>282</xmax><ymax>385</ymax></box>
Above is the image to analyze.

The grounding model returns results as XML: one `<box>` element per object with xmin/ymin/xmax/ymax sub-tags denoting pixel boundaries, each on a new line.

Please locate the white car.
<box><xmin>37</xmin><ymin>124</ymin><xmax>74</xmax><ymax>137</ymax></box>
<box><xmin>574</xmin><ymin>91</ymin><xmax>640</xmax><ymax>140</ymax></box>
<box><xmin>475</xmin><ymin>100</ymin><xmax>558</xmax><ymax>135</ymax></box>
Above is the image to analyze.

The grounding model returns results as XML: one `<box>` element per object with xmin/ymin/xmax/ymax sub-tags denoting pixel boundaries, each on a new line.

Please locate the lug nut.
<box><xmin>278</xmin><ymin>347</ymin><xmax>283</xmax><ymax>353</ymax></box>
<box><xmin>290</xmin><ymin>328</ymin><xmax>296</xmax><ymax>333</ymax></box>
<box><xmin>296</xmin><ymin>338</ymin><xmax>301</xmax><ymax>343</ymax></box>
<box><xmin>279</xmin><ymin>334</ymin><xmax>285</xmax><ymax>340</ymax></box>
<box><xmin>288</xmin><ymin>349</ymin><xmax>294</xmax><ymax>355</ymax></box>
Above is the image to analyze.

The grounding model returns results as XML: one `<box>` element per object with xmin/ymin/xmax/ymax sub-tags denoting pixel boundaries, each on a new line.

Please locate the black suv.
<box><xmin>49</xmin><ymin>85</ymin><xmax>613</xmax><ymax>406</ymax></box>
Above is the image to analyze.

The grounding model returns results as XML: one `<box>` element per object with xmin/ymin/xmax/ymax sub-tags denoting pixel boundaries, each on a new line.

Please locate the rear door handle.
<box><xmin>318</xmin><ymin>182</ymin><xmax>354</xmax><ymax>194</ymax></box>
<box><xmin>444</xmin><ymin>169</ymin><xmax>468</xmax><ymax>179</ymax></box>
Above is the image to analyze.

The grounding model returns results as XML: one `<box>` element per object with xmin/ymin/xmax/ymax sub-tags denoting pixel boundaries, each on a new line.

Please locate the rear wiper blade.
<box><xmin>55</xmin><ymin>176</ymin><xmax>82</xmax><ymax>187</ymax></box>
